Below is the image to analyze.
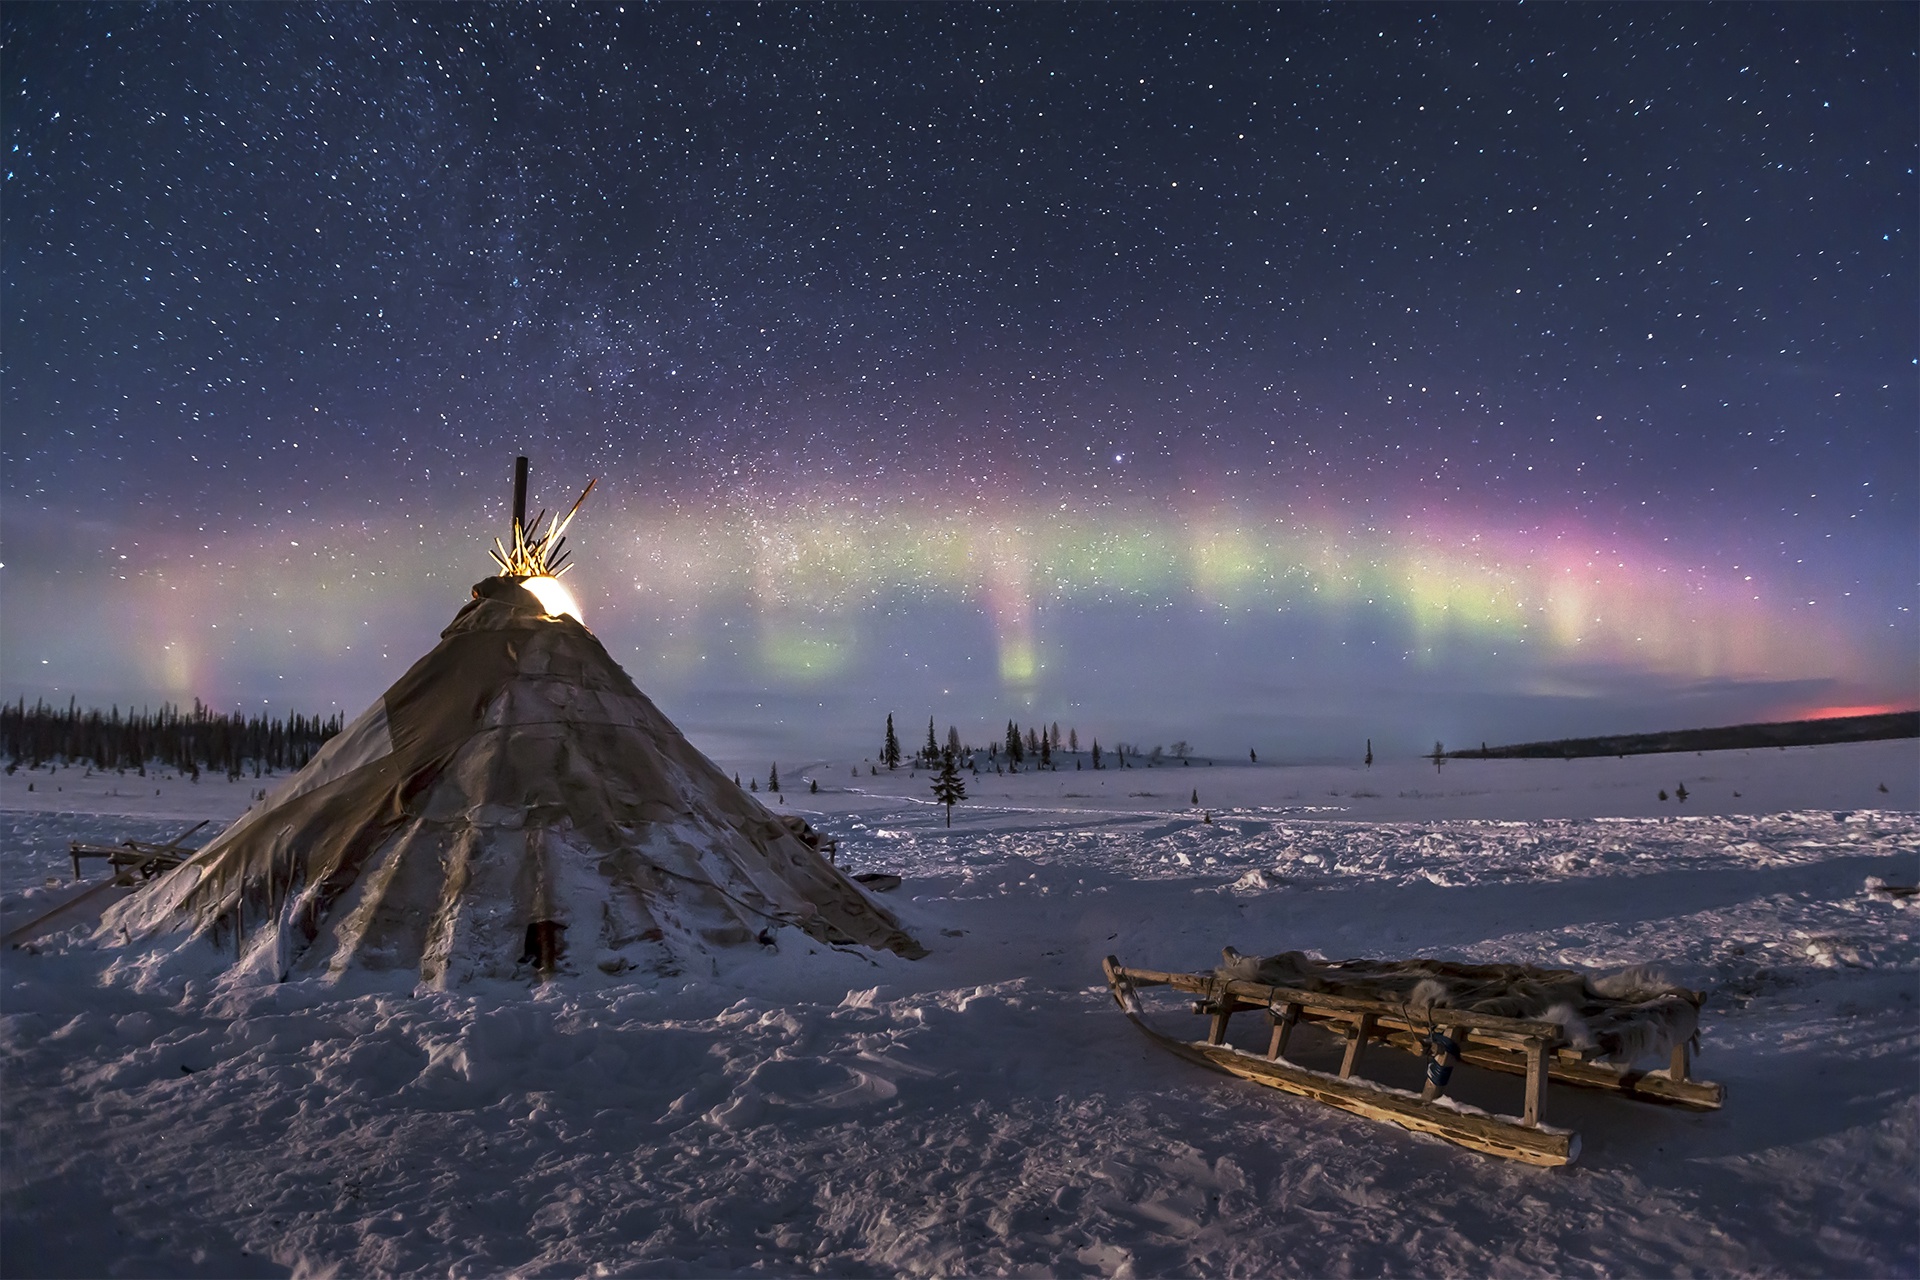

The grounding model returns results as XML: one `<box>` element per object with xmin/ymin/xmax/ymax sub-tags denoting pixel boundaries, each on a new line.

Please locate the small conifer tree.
<box><xmin>884</xmin><ymin>714</ymin><xmax>901</xmax><ymax>770</ymax></box>
<box><xmin>932</xmin><ymin>750</ymin><xmax>968</xmax><ymax>827</ymax></box>
<box><xmin>769</xmin><ymin>763</ymin><xmax>780</xmax><ymax>793</ymax></box>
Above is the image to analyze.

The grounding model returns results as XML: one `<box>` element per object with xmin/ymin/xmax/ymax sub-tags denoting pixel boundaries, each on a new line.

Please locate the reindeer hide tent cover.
<box><xmin>1217</xmin><ymin>948</ymin><xmax>1698</xmax><ymax>1065</ymax></box>
<box><xmin>105</xmin><ymin>578</ymin><xmax>925</xmax><ymax>985</ymax></box>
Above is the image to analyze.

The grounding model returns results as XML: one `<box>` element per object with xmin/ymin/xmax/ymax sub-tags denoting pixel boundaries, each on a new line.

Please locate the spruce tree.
<box><xmin>768</xmin><ymin>762</ymin><xmax>780</xmax><ymax>793</ymax></box>
<box><xmin>931</xmin><ymin>750</ymin><xmax>968</xmax><ymax>827</ymax></box>
<box><xmin>884</xmin><ymin>714</ymin><xmax>901</xmax><ymax>770</ymax></box>
<box><xmin>924</xmin><ymin>717</ymin><xmax>938</xmax><ymax>767</ymax></box>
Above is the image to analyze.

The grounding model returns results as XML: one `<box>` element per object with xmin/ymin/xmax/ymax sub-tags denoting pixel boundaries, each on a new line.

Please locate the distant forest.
<box><xmin>1449</xmin><ymin>711</ymin><xmax>1918</xmax><ymax>761</ymax></box>
<box><xmin>1</xmin><ymin>698</ymin><xmax>344</xmax><ymax>778</ymax></box>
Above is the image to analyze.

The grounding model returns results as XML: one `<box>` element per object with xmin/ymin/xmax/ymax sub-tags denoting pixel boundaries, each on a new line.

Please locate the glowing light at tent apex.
<box><xmin>521</xmin><ymin>575</ymin><xmax>582</xmax><ymax>622</ymax></box>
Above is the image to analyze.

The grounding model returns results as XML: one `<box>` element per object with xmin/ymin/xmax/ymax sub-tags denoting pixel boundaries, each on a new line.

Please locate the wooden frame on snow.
<box><xmin>67</xmin><ymin>819</ymin><xmax>209</xmax><ymax>885</ymax></box>
<box><xmin>1103</xmin><ymin>956</ymin><xmax>1724</xmax><ymax>1167</ymax></box>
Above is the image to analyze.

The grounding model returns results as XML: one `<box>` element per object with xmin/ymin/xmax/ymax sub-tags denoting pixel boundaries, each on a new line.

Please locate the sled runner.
<box><xmin>1103</xmin><ymin>951</ymin><xmax>1723</xmax><ymax>1167</ymax></box>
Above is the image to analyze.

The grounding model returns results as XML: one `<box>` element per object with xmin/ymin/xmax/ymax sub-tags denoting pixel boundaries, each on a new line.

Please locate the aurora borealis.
<box><xmin>3</xmin><ymin>5</ymin><xmax>1914</xmax><ymax>763</ymax></box>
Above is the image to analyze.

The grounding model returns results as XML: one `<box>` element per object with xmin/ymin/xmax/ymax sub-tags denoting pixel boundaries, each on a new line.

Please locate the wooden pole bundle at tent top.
<box><xmin>490</xmin><ymin>456</ymin><xmax>596</xmax><ymax>581</ymax></box>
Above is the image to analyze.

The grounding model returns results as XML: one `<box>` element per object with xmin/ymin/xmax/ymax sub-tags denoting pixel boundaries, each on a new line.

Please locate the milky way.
<box><xmin>3</xmin><ymin>5</ymin><xmax>1913</xmax><ymax>762</ymax></box>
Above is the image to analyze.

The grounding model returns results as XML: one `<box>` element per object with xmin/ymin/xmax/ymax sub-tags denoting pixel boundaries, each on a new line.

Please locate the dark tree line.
<box><xmin>1</xmin><ymin>697</ymin><xmax>344</xmax><ymax>779</ymax></box>
<box><xmin>875</xmin><ymin>713</ymin><xmax>1246</xmax><ymax>776</ymax></box>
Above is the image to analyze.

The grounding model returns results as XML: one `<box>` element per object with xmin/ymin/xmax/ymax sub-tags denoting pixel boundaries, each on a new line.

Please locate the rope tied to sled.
<box><xmin>1396</xmin><ymin>998</ymin><xmax>1458</xmax><ymax>1090</ymax></box>
<box><xmin>1421</xmin><ymin>1024</ymin><xmax>1460</xmax><ymax>1089</ymax></box>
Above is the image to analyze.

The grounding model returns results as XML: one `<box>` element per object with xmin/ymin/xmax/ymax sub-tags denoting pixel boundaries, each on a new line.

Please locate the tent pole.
<box><xmin>512</xmin><ymin>456</ymin><xmax>529</xmax><ymax>540</ymax></box>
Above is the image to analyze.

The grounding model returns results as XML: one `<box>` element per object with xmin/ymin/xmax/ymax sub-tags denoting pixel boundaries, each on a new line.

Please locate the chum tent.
<box><xmin>104</xmin><ymin>575</ymin><xmax>925</xmax><ymax>986</ymax></box>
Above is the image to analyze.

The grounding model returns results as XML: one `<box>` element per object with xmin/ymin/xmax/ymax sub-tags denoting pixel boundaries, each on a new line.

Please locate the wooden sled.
<box><xmin>1104</xmin><ymin>956</ymin><xmax>1724</xmax><ymax>1167</ymax></box>
<box><xmin>4</xmin><ymin>821</ymin><xmax>211</xmax><ymax>951</ymax></box>
<box><xmin>68</xmin><ymin>819</ymin><xmax>209</xmax><ymax>885</ymax></box>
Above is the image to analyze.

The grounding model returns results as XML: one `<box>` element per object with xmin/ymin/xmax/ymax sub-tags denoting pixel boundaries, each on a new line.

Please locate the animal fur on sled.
<box><xmin>1217</xmin><ymin>948</ymin><xmax>1701</xmax><ymax>1066</ymax></box>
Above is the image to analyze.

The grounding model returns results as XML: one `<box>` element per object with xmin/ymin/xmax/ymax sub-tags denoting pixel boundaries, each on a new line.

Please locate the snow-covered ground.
<box><xmin>3</xmin><ymin>740</ymin><xmax>1916</xmax><ymax>1277</ymax></box>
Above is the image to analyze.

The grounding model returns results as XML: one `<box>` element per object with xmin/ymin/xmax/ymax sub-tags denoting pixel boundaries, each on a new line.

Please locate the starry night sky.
<box><xmin>4</xmin><ymin>4</ymin><xmax>1914</xmax><ymax>764</ymax></box>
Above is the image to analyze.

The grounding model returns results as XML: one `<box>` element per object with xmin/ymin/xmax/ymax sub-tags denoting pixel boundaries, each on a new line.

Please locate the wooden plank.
<box><xmin>1267</xmin><ymin>1002</ymin><xmax>1301</xmax><ymax>1059</ymax></box>
<box><xmin>1523</xmin><ymin>1038</ymin><xmax>1549</xmax><ymax>1127</ymax></box>
<box><xmin>1114</xmin><ymin>965</ymin><xmax>1573</xmax><ymax>1040</ymax></box>
<box><xmin>1179</xmin><ymin>1033</ymin><xmax>1577</xmax><ymax>1166</ymax></box>
<box><xmin>1199</xmin><ymin>981</ymin><xmax>1239</xmax><ymax>1046</ymax></box>
<box><xmin>1339</xmin><ymin>1012</ymin><xmax>1377</xmax><ymax>1078</ymax></box>
<box><xmin>1207</xmin><ymin>1002</ymin><xmax>1232</xmax><ymax>1046</ymax></box>
<box><xmin>3</xmin><ymin>879</ymin><xmax>134</xmax><ymax>949</ymax></box>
